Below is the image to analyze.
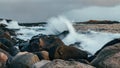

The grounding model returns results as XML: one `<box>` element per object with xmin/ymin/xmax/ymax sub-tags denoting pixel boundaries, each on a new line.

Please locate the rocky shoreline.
<box><xmin>74</xmin><ymin>24</ymin><xmax>120</xmax><ymax>33</ymax></box>
<box><xmin>1</xmin><ymin>21</ymin><xmax>120</xmax><ymax>68</ymax></box>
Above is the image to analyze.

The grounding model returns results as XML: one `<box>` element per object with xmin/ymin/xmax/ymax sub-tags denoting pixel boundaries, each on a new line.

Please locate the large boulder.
<box><xmin>29</xmin><ymin>34</ymin><xmax>88</xmax><ymax>60</ymax></box>
<box><xmin>28</xmin><ymin>34</ymin><xmax>65</xmax><ymax>52</ymax></box>
<box><xmin>37</xmin><ymin>35</ymin><xmax>88</xmax><ymax>60</ymax></box>
<box><xmin>41</xmin><ymin>59</ymin><xmax>95</xmax><ymax>68</ymax></box>
<box><xmin>8</xmin><ymin>52</ymin><xmax>40</xmax><ymax>68</ymax></box>
<box><xmin>52</xmin><ymin>45</ymin><xmax>88</xmax><ymax>60</ymax></box>
<box><xmin>91</xmin><ymin>39</ymin><xmax>120</xmax><ymax>68</ymax></box>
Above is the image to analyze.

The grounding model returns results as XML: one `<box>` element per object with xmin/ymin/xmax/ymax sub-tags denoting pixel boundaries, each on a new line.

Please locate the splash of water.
<box><xmin>45</xmin><ymin>16</ymin><xmax>69</xmax><ymax>34</ymax></box>
<box><xmin>46</xmin><ymin>16</ymin><xmax>120</xmax><ymax>55</ymax></box>
<box><xmin>1</xmin><ymin>17</ymin><xmax>120</xmax><ymax>55</ymax></box>
<box><xmin>0</xmin><ymin>19</ymin><xmax>8</xmax><ymax>25</ymax></box>
<box><xmin>6</xmin><ymin>21</ymin><xmax>22</xmax><ymax>29</ymax></box>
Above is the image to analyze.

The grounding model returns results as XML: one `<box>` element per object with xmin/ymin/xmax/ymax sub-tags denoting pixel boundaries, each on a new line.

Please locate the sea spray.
<box><xmin>1</xmin><ymin>17</ymin><xmax>120</xmax><ymax>55</ymax></box>
<box><xmin>46</xmin><ymin>16</ymin><xmax>120</xmax><ymax>55</ymax></box>
<box><xmin>6</xmin><ymin>20</ymin><xmax>22</xmax><ymax>29</ymax></box>
<box><xmin>0</xmin><ymin>19</ymin><xmax>9</xmax><ymax>25</ymax></box>
<box><xmin>45</xmin><ymin>16</ymin><xmax>69</xmax><ymax>34</ymax></box>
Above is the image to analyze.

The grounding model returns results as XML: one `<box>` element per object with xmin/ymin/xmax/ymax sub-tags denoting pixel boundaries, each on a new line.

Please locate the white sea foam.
<box><xmin>45</xmin><ymin>16</ymin><xmax>68</xmax><ymax>34</ymax></box>
<box><xmin>6</xmin><ymin>21</ymin><xmax>22</xmax><ymax>29</ymax></box>
<box><xmin>0</xmin><ymin>19</ymin><xmax>8</xmax><ymax>25</ymax></box>
<box><xmin>1</xmin><ymin>17</ymin><xmax>120</xmax><ymax>55</ymax></box>
<box><xmin>46</xmin><ymin>16</ymin><xmax>120</xmax><ymax>55</ymax></box>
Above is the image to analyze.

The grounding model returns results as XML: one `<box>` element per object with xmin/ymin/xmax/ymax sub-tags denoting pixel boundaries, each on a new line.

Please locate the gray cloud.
<box><xmin>0</xmin><ymin>0</ymin><xmax>120</xmax><ymax>22</ymax></box>
<box><xmin>64</xmin><ymin>6</ymin><xmax>120</xmax><ymax>22</ymax></box>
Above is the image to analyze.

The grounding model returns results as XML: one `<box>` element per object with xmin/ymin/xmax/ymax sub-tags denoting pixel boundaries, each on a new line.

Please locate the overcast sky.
<box><xmin>0</xmin><ymin>0</ymin><xmax>120</xmax><ymax>22</ymax></box>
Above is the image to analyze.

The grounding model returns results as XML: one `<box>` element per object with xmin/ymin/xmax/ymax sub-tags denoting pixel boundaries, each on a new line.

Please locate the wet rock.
<box><xmin>0</xmin><ymin>38</ymin><xmax>19</xmax><ymax>56</ymax></box>
<box><xmin>0</xmin><ymin>27</ymin><xmax>16</xmax><ymax>36</ymax></box>
<box><xmin>91</xmin><ymin>40</ymin><xmax>120</xmax><ymax>68</ymax></box>
<box><xmin>69</xmin><ymin>42</ymin><xmax>81</xmax><ymax>48</ymax></box>
<box><xmin>37</xmin><ymin>35</ymin><xmax>88</xmax><ymax>60</ymax></box>
<box><xmin>0</xmin><ymin>31</ymin><xmax>9</xmax><ymax>39</ymax></box>
<box><xmin>0</xmin><ymin>29</ymin><xmax>17</xmax><ymax>45</ymax></box>
<box><xmin>27</xmin><ymin>34</ymin><xmax>64</xmax><ymax>52</ymax></box>
<box><xmin>53</xmin><ymin>45</ymin><xmax>88</xmax><ymax>60</ymax></box>
<box><xmin>41</xmin><ymin>59</ymin><xmax>95</xmax><ymax>68</ymax></box>
<box><xmin>15</xmin><ymin>39</ymin><xmax>29</xmax><ymax>51</ymax></box>
<box><xmin>0</xmin><ymin>31</ymin><xmax>11</xmax><ymax>40</ymax></box>
<box><xmin>39</xmin><ymin>35</ymin><xmax>65</xmax><ymax>50</ymax></box>
<box><xmin>0</xmin><ymin>23</ymin><xmax>7</xmax><ymax>27</ymax></box>
<box><xmin>57</xmin><ymin>31</ymin><xmax>69</xmax><ymax>39</ymax></box>
<box><xmin>27</xmin><ymin>34</ymin><xmax>45</xmax><ymax>52</ymax></box>
<box><xmin>8</xmin><ymin>52</ymin><xmax>40</xmax><ymax>68</ymax></box>
<box><xmin>29</xmin><ymin>34</ymin><xmax>88</xmax><ymax>60</ymax></box>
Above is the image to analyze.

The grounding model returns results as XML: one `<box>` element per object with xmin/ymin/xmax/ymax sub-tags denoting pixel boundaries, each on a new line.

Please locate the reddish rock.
<box><xmin>41</xmin><ymin>59</ymin><xmax>95</xmax><ymax>68</ymax></box>
<box><xmin>32</xmin><ymin>60</ymin><xmax>50</xmax><ymax>68</ymax></box>
<box><xmin>0</xmin><ymin>52</ymin><xmax>8</xmax><ymax>68</ymax></box>
<box><xmin>0</xmin><ymin>52</ymin><xmax>8</xmax><ymax>62</ymax></box>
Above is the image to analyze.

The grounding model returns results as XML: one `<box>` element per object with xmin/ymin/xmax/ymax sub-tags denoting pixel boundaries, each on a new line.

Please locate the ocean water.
<box><xmin>1</xmin><ymin>16</ymin><xmax>120</xmax><ymax>55</ymax></box>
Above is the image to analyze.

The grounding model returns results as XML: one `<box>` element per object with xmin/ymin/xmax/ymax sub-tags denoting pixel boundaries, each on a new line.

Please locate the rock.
<box><xmin>0</xmin><ymin>48</ymin><xmax>13</xmax><ymax>68</ymax></box>
<box><xmin>27</xmin><ymin>34</ymin><xmax>45</xmax><ymax>52</ymax></box>
<box><xmin>0</xmin><ymin>27</ymin><xmax>16</xmax><ymax>36</ymax></box>
<box><xmin>0</xmin><ymin>52</ymin><xmax>8</xmax><ymax>62</ymax></box>
<box><xmin>40</xmin><ymin>51</ymin><xmax>49</xmax><ymax>60</ymax></box>
<box><xmin>0</xmin><ymin>38</ymin><xmax>19</xmax><ymax>56</ymax></box>
<box><xmin>37</xmin><ymin>35</ymin><xmax>88</xmax><ymax>60</ymax></box>
<box><xmin>69</xmin><ymin>42</ymin><xmax>81</xmax><ymax>48</ymax></box>
<box><xmin>76</xmin><ymin>20</ymin><xmax>120</xmax><ymax>24</ymax></box>
<box><xmin>0</xmin><ymin>23</ymin><xmax>7</xmax><ymax>27</ymax></box>
<box><xmin>52</xmin><ymin>45</ymin><xmax>88</xmax><ymax>60</ymax></box>
<box><xmin>28</xmin><ymin>34</ymin><xmax>65</xmax><ymax>52</ymax></box>
<box><xmin>34</xmin><ymin>51</ymin><xmax>49</xmax><ymax>60</ymax></box>
<box><xmin>8</xmin><ymin>52</ymin><xmax>40</xmax><ymax>68</ymax></box>
<box><xmin>57</xmin><ymin>31</ymin><xmax>69</xmax><ymax>39</ymax></box>
<box><xmin>0</xmin><ymin>48</ymin><xmax>11</xmax><ymax>58</ymax></box>
<box><xmin>0</xmin><ymin>31</ymin><xmax>11</xmax><ymax>41</ymax></box>
<box><xmin>32</xmin><ymin>60</ymin><xmax>50</xmax><ymax>68</ymax></box>
<box><xmin>0</xmin><ymin>52</ymin><xmax>8</xmax><ymax>68</ymax></box>
<box><xmin>29</xmin><ymin>34</ymin><xmax>88</xmax><ymax>60</ymax></box>
<box><xmin>91</xmin><ymin>40</ymin><xmax>120</xmax><ymax>68</ymax></box>
<box><xmin>15</xmin><ymin>39</ymin><xmax>29</xmax><ymax>51</ymax></box>
<box><xmin>41</xmin><ymin>59</ymin><xmax>95</xmax><ymax>68</ymax></box>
